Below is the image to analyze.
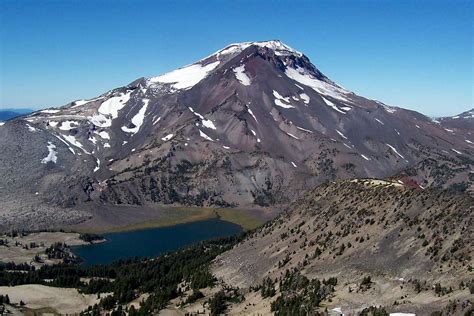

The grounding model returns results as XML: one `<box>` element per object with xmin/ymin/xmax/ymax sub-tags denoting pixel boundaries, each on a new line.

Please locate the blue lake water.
<box><xmin>72</xmin><ymin>218</ymin><xmax>242</xmax><ymax>266</ymax></box>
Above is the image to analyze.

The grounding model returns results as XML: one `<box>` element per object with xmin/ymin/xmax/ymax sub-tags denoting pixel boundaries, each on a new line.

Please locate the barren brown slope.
<box><xmin>213</xmin><ymin>179</ymin><xmax>473</xmax><ymax>314</ymax></box>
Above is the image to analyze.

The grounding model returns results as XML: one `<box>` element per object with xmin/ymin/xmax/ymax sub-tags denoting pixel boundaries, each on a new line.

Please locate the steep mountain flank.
<box><xmin>0</xmin><ymin>41</ymin><xmax>472</xmax><ymax>230</ymax></box>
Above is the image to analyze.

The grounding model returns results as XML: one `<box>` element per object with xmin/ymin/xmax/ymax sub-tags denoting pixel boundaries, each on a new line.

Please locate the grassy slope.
<box><xmin>74</xmin><ymin>207</ymin><xmax>266</xmax><ymax>233</ymax></box>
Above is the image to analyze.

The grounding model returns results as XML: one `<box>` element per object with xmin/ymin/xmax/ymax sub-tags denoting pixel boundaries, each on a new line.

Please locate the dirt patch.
<box><xmin>0</xmin><ymin>284</ymin><xmax>102</xmax><ymax>314</ymax></box>
<box><xmin>0</xmin><ymin>232</ymin><xmax>89</xmax><ymax>266</ymax></box>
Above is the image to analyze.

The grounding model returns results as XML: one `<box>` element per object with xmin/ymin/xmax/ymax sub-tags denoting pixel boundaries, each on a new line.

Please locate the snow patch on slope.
<box><xmin>95</xmin><ymin>131</ymin><xmax>110</xmax><ymax>140</ymax></box>
<box><xmin>188</xmin><ymin>107</ymin><xmax>216</xmax><ymax>129</ymax></box>
<box><xmin>121</xmin><ymin>99</ymin><xmax>149</xmax><ymax>134</ymax></box>
<box><xmin>296</xmin><ymin>126</ymin><xmax>312</xmax><ymax>133</ymax></box>
<box><xmin>273</xmin><ymin>90</ymin><xmax>295</xmax><ymax>109</ymax></box>
<box><xmin>321</xmin><ymin>96</ymin><xmax>345</xmax><ymax>114</ymax></box>
<box><xmin>233</xmin><ymin>65</ymin><xmax>251</xmax><ymax>86</ymax></box>
<box><xmin>72</xmin><ymin>96</ymin><xmax>104</xmax><ymax>108</ymax></box>
<box><xmin>40</xmin><ymin>109</ymin><xmax>60</xmax><ymax>114</ymax></box>
<box><xmin>247</xmin><ymin>106</ymin><xmax>258</xmax><ymax>122</ymax></box>
<box><xmin>41</xmin><ymin>142</ymin><xmax>57</xmax><ymax>164</ymax></box>
<box><xmin>299</xmin><ymin>93</ymin><xmax>310</xmax><ymax>105</ymax></box>
<box><xmin>285</xmin><ymin>66</ymin><xmax>350</xmax><ymax>101</ymax></box>
<box><xmin>162</xmin><ymin>134</ymin><xmax>174</xmax><ymax>141</ymax></box>
<box><xmin>286</xmin><ymin>132</ymin><xmax>300</xmax><ymax>139</ymax></box>
<box><xmin>386</xmin><ymin>144</ymin><xmax>405</xmax><ymax>159</ymax></box>
<box><xmin>149</xmin><ymin>61</ymin><xmax>220</xmax><ymax>90</ymax></box>
<box><xmin>336</xmin><ymin>130</ymin><xmax>347</xmax><ymax>139</ymax></box>
<box><xmin>62</xmin><ymin>135</ymin><xmax>89</xmax><ymax>154</ymax></box>
<box><xmin>199</xmin><ymin>130</ymin><xmax>214</xmax><ymax>141</ymax></box>
<box><xmin>26</xmin><ymin>124</ymin><xmax>37</xmax><ymax>132</ymax></box>
<box><xmin>93</xmin><ymin>159</ymin><xmax>100</xmax><ymax>173</ymax></box>
<box><xmin>375</xmin><ymin>118</ymin><xmax>385</xmax><ymax>125</ymax></box>
<box><xmin>59</xmin><ymin>121</ymin><xmax>78</xmax><ymax>131</ymax></box>
<box><xmin>98</xmin><ymin>91</ymin><xmax>132</xmax><ymax>119</ymax></box>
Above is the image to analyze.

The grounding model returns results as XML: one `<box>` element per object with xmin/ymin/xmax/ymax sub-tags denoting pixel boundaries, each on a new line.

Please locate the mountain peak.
<box><xmin>215</xmin><ymin>39</ymin><xmax>303</xmax><ymax>58</ymax></box>
<box><xmin>147</xmin><ymin>40</ymin><xmax>309</xmax><ymax>91</ymax></box>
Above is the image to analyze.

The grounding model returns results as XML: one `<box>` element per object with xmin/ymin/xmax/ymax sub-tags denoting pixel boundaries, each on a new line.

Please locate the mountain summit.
<box><xmin>0</xmin><ymin>40</ymin><xmax>472</xmax><ymax>230</ymax></box>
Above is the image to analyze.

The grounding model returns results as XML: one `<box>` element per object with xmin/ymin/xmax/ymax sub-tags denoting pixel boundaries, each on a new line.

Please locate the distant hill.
<box><xmin>438</xmin><ymin>108</ymin><xmax>474</xmax><ymax>132</ymax></box>
<box><xmin>0</xmin><ymin>109</ymin><xmax>33</xmax><ymax>121</ymax></box>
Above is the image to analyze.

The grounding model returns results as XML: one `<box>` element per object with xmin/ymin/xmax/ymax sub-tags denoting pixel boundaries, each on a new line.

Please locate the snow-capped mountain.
<box><xmin>0</xmin><ymin>40</ymin><xmax>472</xmax><ymax>230</ymax></box>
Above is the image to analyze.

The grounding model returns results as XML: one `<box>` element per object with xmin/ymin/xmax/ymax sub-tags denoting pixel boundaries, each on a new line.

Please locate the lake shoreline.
<box><xmin>66</xmin><ymin>205</ymin><xmax>278</xmax><ymax>234</ymax></box>
<box><xmin>71</xmin><ymin>218</ymin><xmax>243</xmax><ymax>266</ymax></box>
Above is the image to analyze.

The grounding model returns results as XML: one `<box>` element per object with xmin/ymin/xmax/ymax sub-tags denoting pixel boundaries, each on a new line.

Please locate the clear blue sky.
<box><xmin>0</xmin><ymin>0</ymin><xmax>472</xmax><ymax>116</ymax></box>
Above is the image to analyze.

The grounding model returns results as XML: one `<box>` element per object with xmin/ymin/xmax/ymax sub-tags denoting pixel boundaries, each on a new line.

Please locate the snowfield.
<box><xmin>149</xmin><ymin>61</ymin><xmax>220</xmax><ymax>90</ymax></box>
<box><xmin>285</xmin><ymin>66</ymin><xmax>350</xmax><ymax>101</ymax></box>
<box><xmin>98</xmin><ymin>91</ymin><xmax>132</xmax><ymax>119</ymax></box>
